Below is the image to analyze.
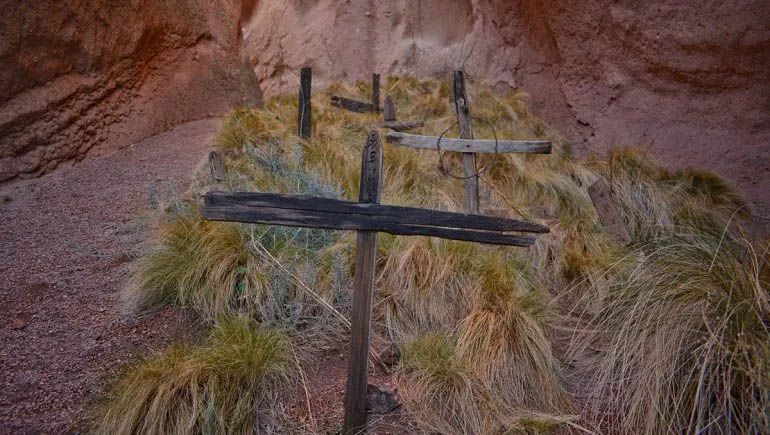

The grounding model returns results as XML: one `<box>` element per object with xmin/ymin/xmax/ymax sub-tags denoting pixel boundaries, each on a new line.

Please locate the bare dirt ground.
<box><xmin>0</xmin><ymin>118</ymin><xmax>409</xmax><ymax>433</ymax></box>
<box><xmin>283</xmin><ymin>342</ymin><xmax>414</xmax><ymax>433</ymax></box>
<box><xmin>0</xmin><ymin>119</ymin><xmax>219</xmax><ymax>432</ymax></box>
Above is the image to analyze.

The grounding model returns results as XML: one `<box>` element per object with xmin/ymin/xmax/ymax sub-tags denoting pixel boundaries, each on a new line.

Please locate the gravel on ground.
<box><xmin>0</xmin><ymin>119</ymin><xmax>219</xmax><ymax>432</ymax></box>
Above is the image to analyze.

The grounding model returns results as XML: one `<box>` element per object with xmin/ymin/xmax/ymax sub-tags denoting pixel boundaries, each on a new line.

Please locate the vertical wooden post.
<box><xmin>298</xmin><ymin>67</ymin><xmax>312</xmax><ymax>139</ymax></box>
<box><xmin>383</xmin><ymin>95</ymin><xmax>396</xmax><ymax>122</ymax></box>
<box><xmin>208</xmin><ymin>151</ymin><xmax>225</xmax><ymax>181</ymax></box>
<box><xmin>372</xmin><ymin>74</ymin><xmax>380</xmax><ymax>113</ymax></box>
<box><xmin>451</xmin><ymin>71</ymin><xmax>479</xmax><ymax>214</ymax></box>
<box><xmin>343</xmin><ymin>130</ymin><xmax>383</xmax><ymax>434</ymax></box>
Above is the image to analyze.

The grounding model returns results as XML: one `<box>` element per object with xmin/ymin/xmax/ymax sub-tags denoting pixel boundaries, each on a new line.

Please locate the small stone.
<box><xmin>12</xmin><ymin>317</ymin><xmax>27</xmax><ymax>330</ymax></box>
<box><xmin>367</xmin><ymin>384</ymin><xmax>399</xmax><ymax>414</ymax></box>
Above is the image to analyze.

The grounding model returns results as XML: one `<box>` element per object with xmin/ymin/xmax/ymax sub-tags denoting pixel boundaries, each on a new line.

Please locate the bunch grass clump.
<box><xmin>128</xmin><ymin>141</ymin><xmax>351</xmax><ymax>331</ymax></box>
<box><xmin>125</xmin><ymin>204</ymin><xmax>251</xmax><ymax>317</ymax></box>
<box><xmin>573</xmin><ymin>232</ymin><xmax>769</xmax><ymax>433</ymax></box>
<box><xmin>398</xmin><ymin>333</ymin><xmax>498</xmax><ymax>433</ymax></box>
<box><xmin>399</xmin><ymin>333</ymin><xmax>575</xmax><ymax>434</ymax></box>
<box><xmin>97</xmin><ymin>317</ymin><xmax>294</xmax><ymax>434</ymax></box>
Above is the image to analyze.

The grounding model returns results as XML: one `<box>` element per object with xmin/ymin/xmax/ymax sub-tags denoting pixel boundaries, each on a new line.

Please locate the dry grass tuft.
<box><xmin>125</xmin><ymin>205</ymin><xmax>251</xmax><ymax>318</ymax></box>
<box><xmin>573</xmin><ymin>232</ymin><xmax>769</xmax><ymax>433</ymax></box>
<box><xmin>399</xmin><ymin>333</ymin><xmax>576</xmax><ymax>433</ymax></box>
<box><xmin>398</xmin><ymin>333</ymin><xmax>499</xmax><ymax>433</ymax></box>
<box><xmin>97</xmin><ymin>317</ymin><xmax>294</xmax><ymax>434</ymax></box>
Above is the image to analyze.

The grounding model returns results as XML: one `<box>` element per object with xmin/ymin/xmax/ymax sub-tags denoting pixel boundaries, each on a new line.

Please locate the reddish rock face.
<box><xmin>0</xmin><ymin>0</ymin><xmax>261</xmax><ymax>182</ymax></box>
<box><xmin>2</xmin><ymin>0</ymin><xmax>768</xmax><ymax>220</ymax></box>
<box><xmin>240</xmin><ymin>0</ymin><xmax>770</xmax><ymax>220</ymax></box>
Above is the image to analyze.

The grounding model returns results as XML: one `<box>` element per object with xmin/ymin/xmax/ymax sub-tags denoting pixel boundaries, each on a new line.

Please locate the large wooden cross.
<box><xmin>201</xmin><ymin>131</ymin><xmax>549</xmax><ymax>433</ymax></box>
<box><xmin>386</xmin><ymin>71</ymin><xmax>553</xmax><ymax>214</ymax></box>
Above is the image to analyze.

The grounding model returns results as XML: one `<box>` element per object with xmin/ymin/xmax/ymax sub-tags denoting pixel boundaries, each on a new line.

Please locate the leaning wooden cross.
<box><xmin>201</xmin><ymin>131</ymin><xmax>549</xmax><ymax>434</ymax></box>
<box><xmin>331</xmin><ymin>74</ymin><xmax>381</xmax><ymax>113</ymax></box>
<box><xmin>387</xmin><ymin>71</ymin><xmax>553</xmax><ymax>214</ymax></box>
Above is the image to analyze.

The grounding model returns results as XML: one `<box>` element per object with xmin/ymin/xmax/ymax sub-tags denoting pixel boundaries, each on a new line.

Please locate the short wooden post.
<box><xmin>298</xmin><ymin>67</ymin><xmax>312</xmax><ymax>139</ymax></box>
<box><xmin>451</xmin><ymin>71</ymin><xmax>479</xmax><ymax>214</ymax></box>
<box><xmin>372</xmin><ymin>74</ymin><xmax>380</xmax><ymax>113</ymax></box>
<box><xmin>343</xmin><ymin>131</ymin><xmax>383</xmax><ymax>434</ymax></box>
<box><xmin>208</xmin><ymin>151</ymin><xmax>225</xmax><ymax>181</ymax></box>
<box><xmin>383</xmin><ymin>96</ymin><xmax>396</xmax><ymax>122</ymax></box>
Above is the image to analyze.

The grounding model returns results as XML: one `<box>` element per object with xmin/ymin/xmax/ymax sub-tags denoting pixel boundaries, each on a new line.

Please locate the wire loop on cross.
<box><xmin>435</xmin><ymin>117</ymin><xmax>499</xmax><ymax>180</ymax></box>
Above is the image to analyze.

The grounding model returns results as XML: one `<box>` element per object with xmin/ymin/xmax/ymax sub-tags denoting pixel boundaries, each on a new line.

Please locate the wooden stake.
<box><xmin>208</xmin><ymin>151</ymin><xmax>225</xmax><ymax>181</ymax></box>
<box><xmin>383</xmin><ymin>95</ymin><xmax>396</xmax><ymax>122</ymax></box>
<box><xmin>452</xmin><ymin>71</ymin><xmax>479</xmax><ymax>214</ymax></box>
<box><xmin>372</xmin><ymin>74</ymin><xmax>380</xmax><ymax>113</ymax></box>
<box><xmin>343</xmin><ymin>131</ymin><xmax>383</xmax><ymax>434</ymax></box>
<box><xmin>331</xmin><ymin>96</ymin><xmax>376</xmax><ymax>113</ymax></box>
<box><xmin>298</xmin><ymin>67</ymin><xmax>312</xmax><ymax>139</ymax></box>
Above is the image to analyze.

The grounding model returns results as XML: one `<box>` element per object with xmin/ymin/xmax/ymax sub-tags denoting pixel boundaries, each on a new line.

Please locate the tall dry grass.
<box><xmin>110</xmin><ymin>75</ymin><xmax>767</xmax><ymax>433</ymax></box>
<box><xmin>571</xmin><ymin>232</ymin><xmax>769</xmax><ymax>433</ymax></box>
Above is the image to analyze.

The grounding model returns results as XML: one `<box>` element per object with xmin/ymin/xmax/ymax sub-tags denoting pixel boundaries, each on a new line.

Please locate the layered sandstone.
<box><xmin>0</xmin><ymin>0</ymin><xmax>261</xmax><ymax>182</ymax></box>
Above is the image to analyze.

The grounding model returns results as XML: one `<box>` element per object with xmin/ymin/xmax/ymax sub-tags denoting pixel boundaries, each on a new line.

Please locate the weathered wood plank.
<box><xmin>372</xmin><ymin>74</ymin><xmax>380</xmax><ymax>113</ymax></box>
<box><xmin>588</xmin><ymin>179</ymin><xmax>631</xmax><ymax>243</ymax></box>
<box><xmin>204</xmin><ymin>192</ymin><xmax>549</xmax><ymax>233</ymax></box>
<box><xmin>383</xmin><ymin>95</ymin><xmax>396</xmax><ymax>122</ymax></box>
<box><xmin>331</xmin><ymin>95</ymin><xmax>377</xmax><ymax>113</ymax></box>
<box><xmin>343</xmin><ymin>131</ymin><xmax>383</xmax><ymax>434</ymax></box>
<box><xmin>202</xmin><ymin>205</ymin><xmax>536</xmax><ymax>246</ymax></box>
<box><xmin>452</xmin><ymin>71</ymin><xmax>479</xmax><ymax>214</ymax></box>
<box><xmin>345</xmin><ymin>120</ymin><xmax>424</xmax><ymax>131</ymax></box>
<box><xmin>385</xmin><ymin>132</ymin><xmax>552</xmax><ymax>154</ymax></box>
<box><xmin>380</xmin><ymin>120</ymin><xmax>424</xmax><ymax>131</ymax></box>
<box><xmin>208</xmin><ymin>151</ymin><xmax>226</xmax><ymax>181</ymax></box>
<box><xmin>298</xmin><ymin>67</ymin><xmax>312</xmax><ymax>139</ymax></box>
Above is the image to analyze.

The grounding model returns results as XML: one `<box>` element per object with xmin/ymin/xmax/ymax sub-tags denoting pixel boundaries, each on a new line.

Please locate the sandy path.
<box><xmin>0</xmin><ymin>119</ymin><xmax>219</xmax><ymax>432</ymax></box>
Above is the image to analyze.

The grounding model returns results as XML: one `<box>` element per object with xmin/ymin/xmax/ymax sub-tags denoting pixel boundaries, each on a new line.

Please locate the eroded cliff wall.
<box><xmin>2</xmin><ymin>0</ymin><xmax>768</xmax><ymax>217</ymax></box>
<box><xmin>0</xmin><ymin>0</ymin><xmax>261</xmax><ymax>181</ymax></box>
<box><xmin>241</xmin><ymin>0</ymin><xmax>770</xmax><ymax>216</ymax></box>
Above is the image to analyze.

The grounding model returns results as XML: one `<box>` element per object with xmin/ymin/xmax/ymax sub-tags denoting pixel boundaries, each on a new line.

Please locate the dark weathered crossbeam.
<box><xmin>386</xmin><ymin>131</ymin><xmax>552</xmax><ymax>154</ymax></box>
<box><xmin>203</xmin><ymin>204</ymin><xmax>535</xmax><ymax>246</ymax></box>
<box><xmin>331</xmin><ymin>95</ymin><xmax>378</xmax><ymax>113</ymax></box>
<box><xmin>346</xmin><ymin>121</ymin><xmax>425</xmax><ymax>132</ymax></box>
<box><xmin>204</xmin><ymin>191</ymin><xmax>548</xmax><ymax>233</ymax></box>
<box><xmin>202</xmin><ymin>193</ymin><xmax>545</xmax><ymax>247</ymax></box>
<box><xmin>380</xmin><ymin>120</ymin><xmax>425</xmax><ymax>131</ymax></box>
